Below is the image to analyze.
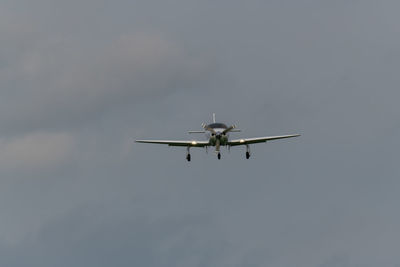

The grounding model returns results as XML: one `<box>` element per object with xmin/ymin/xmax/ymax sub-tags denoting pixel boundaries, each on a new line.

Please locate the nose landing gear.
<box><xmin>217</xmin><ymin>153</ymin><xmax>221</xmax><ymax>160</ymax></box>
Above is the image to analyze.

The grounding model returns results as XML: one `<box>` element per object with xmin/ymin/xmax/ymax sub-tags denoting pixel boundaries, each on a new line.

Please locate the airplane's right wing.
<box><xmin>228</xmin><ymin>134</ymin><xmax>300</xmax><ymax>146</ymax></box>
<box><xmin>135</xmin><ymin>140</ymin><xmax>209</xmax><ymax>147</ymax></box>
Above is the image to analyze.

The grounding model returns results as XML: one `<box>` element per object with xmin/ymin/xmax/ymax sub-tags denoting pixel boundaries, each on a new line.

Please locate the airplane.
<box><xmin>135</xmin><ymin>114</ymin><xmax>300</xmax><ymax>161</ymax></box>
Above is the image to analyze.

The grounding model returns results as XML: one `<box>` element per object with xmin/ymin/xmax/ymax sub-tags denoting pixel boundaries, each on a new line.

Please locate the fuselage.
<box><xmin>205</xmin><ymin>123</ymin><xmax>229</xmax><ymax>146</ymax></box>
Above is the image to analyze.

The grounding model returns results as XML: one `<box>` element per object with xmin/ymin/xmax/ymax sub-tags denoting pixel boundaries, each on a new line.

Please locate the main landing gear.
<box><xmin>186</xmin><ymin>147</ymin><xmax>191</xmax><ymax>162</ymax></box>
<box><xmin>245</xmin><ymin>145</ymin><xmax>250</xmax><ymax>159</ymax></box>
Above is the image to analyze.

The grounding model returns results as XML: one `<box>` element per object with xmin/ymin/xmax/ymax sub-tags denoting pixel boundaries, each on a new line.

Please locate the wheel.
<box><xmin>217</xmin><ymin>153</ymin><xmax>221</xmax><ymax>160</ymax></box>
<box><xmin>246</xmin><ymin>152</ymin><xmax>250</xmax><ymax>159</ymax></box>
<box><xmin>186</xmin><ymin>154</ymin><xmax>191</xmax><ymax>162</ymax></box>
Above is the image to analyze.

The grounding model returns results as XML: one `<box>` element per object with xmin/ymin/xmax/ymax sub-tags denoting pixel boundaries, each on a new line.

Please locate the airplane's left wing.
<box><xmin>228</xmin><ymin>134</ymin><xmax>300</xmax><ymax>146</ymax></box>
<box><xmin>135</xmin><ymin>140</ymin><xmax>209</xmax><ymax>147</ymax></box>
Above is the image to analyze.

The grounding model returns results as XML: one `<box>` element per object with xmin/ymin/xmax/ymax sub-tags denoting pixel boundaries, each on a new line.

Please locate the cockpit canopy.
<box><xmin>208</xmin><ymin>123</ymin><xmax>227</xmax><ymax>129</ymax></box>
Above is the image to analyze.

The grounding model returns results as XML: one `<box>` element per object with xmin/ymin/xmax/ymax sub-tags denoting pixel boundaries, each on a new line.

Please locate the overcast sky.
<box><xmin>1</xmin><ymin>0</ymin><xmax>400</xmax><ymax>266</ymax></box>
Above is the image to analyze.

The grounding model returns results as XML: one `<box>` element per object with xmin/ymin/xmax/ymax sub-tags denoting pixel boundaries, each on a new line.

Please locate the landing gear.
<box><xmin>186</xmin><ymin>147</ymin><xmax>191</xmax><ymax>162</ymax></box>
<box><xmin>245</xmin><ymin>145</ymin><xmax>250</xmax><ymax>159</ymax></box>
<box><xmin>217</xmin><ymin>153</ymin><xmax>221</xmax><ymax>160</ymax></box>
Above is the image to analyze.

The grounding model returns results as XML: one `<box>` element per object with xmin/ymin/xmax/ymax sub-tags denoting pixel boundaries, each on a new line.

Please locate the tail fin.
<box><xmin>212</xmin><ymin>113</ymin><xmax>216</xmax><ymax>123</ymax></box>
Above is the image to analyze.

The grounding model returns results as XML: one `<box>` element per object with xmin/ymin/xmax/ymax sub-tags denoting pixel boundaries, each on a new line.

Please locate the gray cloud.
<box><xmin>0</xmin><ymin>132</ymin><xmax>74</xmax><ymax>170</ymax></box>
<box><xmin>0</xmin><ymin>0</ymin><xmax>400</xmax><ymax>267</ymax></box>
<box><xmin>0</xmin><ymin>16</ymin><xmax>212</xmax><ymax>135</ymax></box>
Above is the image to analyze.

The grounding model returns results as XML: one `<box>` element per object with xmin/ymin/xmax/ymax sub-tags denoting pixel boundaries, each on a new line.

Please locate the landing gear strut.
<box><xmin>186</xmin><ymin>147</ymin><xmax>191</xmax><ymax>162</ymax></box>
<box><xmin>217</xmin><ymin>153</ymin><xmax>221</xmax><ymax>160</ymax></box>
<box><xmin>245</xmin><ymin>145</ymin><xmax>250</xmax><ymax>159</ymax></box>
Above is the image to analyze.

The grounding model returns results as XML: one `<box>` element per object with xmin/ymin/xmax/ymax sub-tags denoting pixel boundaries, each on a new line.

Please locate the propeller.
<box><xmin>215</xmin><ymin>138</ymin><xmax>220</xmax><ymax>153</ymax></box>
<box><xmin>202</xmin><ymin>123</ymin><xmax>216</xmax><ymax>135</ymax></box>
<box><xmin>202</xmin><ymin>123</ymin><xmax>237</xmax><ymax>135</ymax></box>
<box><xmin>222</xmin><ymin>125</ymin><xmax>237</xmax><ymax>135</ymax></box>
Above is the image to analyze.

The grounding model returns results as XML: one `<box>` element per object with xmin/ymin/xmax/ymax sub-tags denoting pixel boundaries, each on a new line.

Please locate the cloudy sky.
<box><xmin>1</xmin><ymin>0</ymin><xmax>400</xmax><ymax>266</ymax></box>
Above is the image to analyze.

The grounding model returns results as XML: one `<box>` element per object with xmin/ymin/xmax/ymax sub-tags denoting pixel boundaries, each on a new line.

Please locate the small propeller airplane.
<box><xmin>135</xmin><ymin>114</ymin><xmax>300</xmax><ymax>161</ymax></box>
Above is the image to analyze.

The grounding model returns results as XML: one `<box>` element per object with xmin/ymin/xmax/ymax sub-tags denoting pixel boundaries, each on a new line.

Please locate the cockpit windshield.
<box><xmin>208</xmin><ymin>123</ymin><xmax>227</xmax><ymax>129</ymax></box>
